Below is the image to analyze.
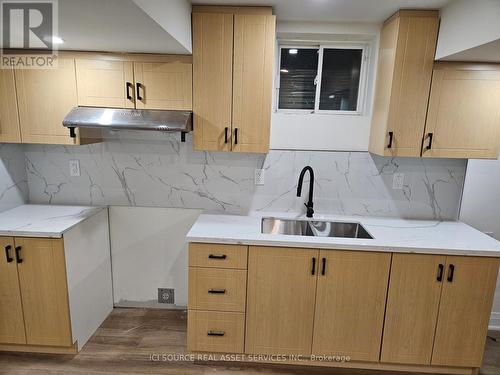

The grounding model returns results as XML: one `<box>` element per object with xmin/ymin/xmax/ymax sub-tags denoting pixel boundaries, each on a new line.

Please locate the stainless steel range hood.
<box><xmin>63</xmin><ymin>107</ymin><xmax>192</xmax><ymax>141</ymax></box>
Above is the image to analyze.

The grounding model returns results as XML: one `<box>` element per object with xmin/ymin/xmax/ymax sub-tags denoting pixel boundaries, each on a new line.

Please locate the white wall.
<box><xmin>109</xmin><ymin>206</ymin><xmax>201</xmax><ymax>308</ymax></box>
<box><xmin>460</xmin><ymin>156</ymin><xmax>500</xmax><ymax>329</ymax></box>
<box><xmin>270</xmin><ymin>21</ymin><xmax>380</xmax><ymax>151</ymax></box>
<box><xmin>435</xmin><ymin>0</ymin><xmax>500</xmax><ymax>60</ymax></box>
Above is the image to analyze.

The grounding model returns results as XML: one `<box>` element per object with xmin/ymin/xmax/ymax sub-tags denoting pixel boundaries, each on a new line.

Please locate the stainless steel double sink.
<box><xmin>261</xmin><ymin>217</ymin><xmax>373</xmax><ymax>239</ymax></box>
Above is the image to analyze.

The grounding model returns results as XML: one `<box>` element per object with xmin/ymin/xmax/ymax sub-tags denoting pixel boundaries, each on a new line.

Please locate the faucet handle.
<box><xmin>304</xmin><ymin>203</ymin><xmax>314</xmax><ymax>218</ymax></box>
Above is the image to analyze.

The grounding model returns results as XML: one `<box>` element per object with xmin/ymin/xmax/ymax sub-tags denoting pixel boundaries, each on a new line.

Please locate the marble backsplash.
<box><xmin>23</xmin><ymin>134</ymin><xmax>467</xmax><ymax>220</ymax></box>
<box><xmin>0</xmin><ymin>144</ymin><xmax>28</xmax><ymax>212</ymax></box>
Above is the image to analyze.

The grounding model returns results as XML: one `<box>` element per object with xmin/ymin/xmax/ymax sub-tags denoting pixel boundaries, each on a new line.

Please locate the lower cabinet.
<box><xmin>312</xmin><ymin>250</ymin><xmax>391</xmax><ymax>361</ymax></box>
<box><xmin>187</xmin><ymin>243</ymin><xmax>500</xmax><ymax>373</ymax></box>
<box><xmin>382</xmin><ymin>254</ymin><xmax>499</xmax><ymax>368</ymax></box>
<box><xmin>0</xmin><ymin>237</ymin><xmax>71</xmax><ymax>347</ymax></box>
<box><xmin>245</xmin><ymin>246</ymin><xmax>318</xmax><ymax>355</ymax></box>
<box><xmin>0</xmin><ymin>210</ymin><xmax>113</xmax><ymax>354</ymax></box>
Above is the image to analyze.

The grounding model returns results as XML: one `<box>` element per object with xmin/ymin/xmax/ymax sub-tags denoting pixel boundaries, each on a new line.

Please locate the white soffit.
<box><xmin>55</xmin><ymin>0</ymin><xmax>191</xmax><ymax>54</ymax></box>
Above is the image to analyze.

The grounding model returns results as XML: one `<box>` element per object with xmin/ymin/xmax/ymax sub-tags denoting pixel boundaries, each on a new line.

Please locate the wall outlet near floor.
<box><xmin>158</xmin><ymin>288</ymin><xmax>174</xmax><ymax>304</ymax></box>
<box><xmin>255</xmin><ymin>168</ymin><xmax>265</xmax><ymax>185</ymax></box>
<box><xmin>69</xmin><ymin>160</ymin><xmax>81</xmax><ymax>177</ymax></box>
<box><xmin>392</xmin><ymin>173</ymin><xmax>405</xmax><ymax>190</ymax></box>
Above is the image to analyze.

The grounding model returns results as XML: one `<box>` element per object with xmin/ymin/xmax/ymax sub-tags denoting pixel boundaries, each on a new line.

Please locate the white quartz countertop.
<box><xmin>0</xmin><ymin>204</ymin><xmax>105</xmax><ymax>238</ymax></box>
<box><xmin>187</xmin><ymin>212</ymin><xmax>500</xmax><ymax>257</ymax></box>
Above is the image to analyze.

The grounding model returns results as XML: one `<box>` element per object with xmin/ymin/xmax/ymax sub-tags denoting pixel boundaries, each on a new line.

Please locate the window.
<box><xmin>277</xmin><ymin>45</ymin><xmax>367</xmax><ymax>114</ymax></box>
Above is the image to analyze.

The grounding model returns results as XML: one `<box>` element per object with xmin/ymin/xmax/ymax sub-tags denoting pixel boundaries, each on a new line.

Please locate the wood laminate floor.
<box><xmin>0</xmin><ymin>308</ymin><xmax>499</xmax><ymax>375</ymax></box>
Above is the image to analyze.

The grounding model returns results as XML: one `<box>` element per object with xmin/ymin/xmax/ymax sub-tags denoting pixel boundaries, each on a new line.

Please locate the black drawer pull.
<box><xmin>321</xmin><ymin>257</ymin><xmax>326</xmax><ymax>276</ymax></box>
<box><xmin>208</xmin><ymin>289</ymin><xmax>226</xmax><ymax>294</ymax></box>
<box><xmin>126</xmin><ymin>82</ymin><xmax>133</xmax><ymax>100</ymax></box>
<box><xmin>387</xmin><ymin>131</ymin><xmax>394</xmax><ymax>149</ymax></box>
<box><xmin>447</xmin><ymin>264</ymin><xmax>455</xmax><ymax>282</ymax></box>
<box><xmin>311</xmin><ymin>257</ymin><xmax>316</xmax><ymax>275</ymax></box>
<box><xmin>207</xmin><ymin>330</ymin><xmax>225</xmax><ymax>337</ymax></box>
<box><xmin>208</xmin><ymin>254</ymin><xmax>227</xmax><ymax>260</ymax></box>
<box><xmin>15</xmin><ymin>246</ymin><xmax>23</xmax><ymax>264</ymax></box>
<box><xmin>234</xmin><ymin>128</ymin><xmax>238</xmax><ymax>145</ymax></box>
<box><xmin>136</xmin><ymin>82</ymin><xmax>143</xmax><ymax>101</ymax></box>
<box><xmin>224</xmin><ymin>127</ymin><xmax>228</xmax><ymax>144</ymax></box>
<box><xmin>5</xmin><ymin>245</ymin><xmax>13</xmax><ymax>263</ymax></box>
<box><xmin>426</xmin><ymin>133</ymin><xmax>433</xmax><ymax>150</ymax></box>
<box><xmin>437</xmin><ymin>263</ymin><xmax>444</xmax><ymax>282</ymax></box>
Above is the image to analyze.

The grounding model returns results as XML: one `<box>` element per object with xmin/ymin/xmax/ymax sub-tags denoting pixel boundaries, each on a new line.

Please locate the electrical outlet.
<box><xmin>392</xmin><ymin>173</ymin><xmax>404</xmax><ymax>190</ymax></box>
<box><xmin>69</xmin><ymin>160</ymin><xmax>80</xmax><ymax>177</ymax></box>
<box><xmin>158</xmin><ymin>288</ymin><xmax>174</xmax><ymax>304</ymax></box>
<box><xmin>255</xmin><ymin>169</ymin><xmax>265</xmax><ymax>185</ymax></box>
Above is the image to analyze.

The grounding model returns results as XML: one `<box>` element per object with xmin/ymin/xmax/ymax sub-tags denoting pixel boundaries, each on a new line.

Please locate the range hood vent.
<box><xmin>63</xmin><ymin>107</ymin><xmax>192</xmax><ymax>142</ymax></box>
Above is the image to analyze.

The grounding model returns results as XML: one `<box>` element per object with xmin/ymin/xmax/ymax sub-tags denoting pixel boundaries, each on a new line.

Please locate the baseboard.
<box><xmin>489</xmin><ymin>312</ymin><xmax>500</xmax><ymax>330</ymax></box>
<box><xmin>114</xmin><ymin>300</ymin><xmax>187</xmax><ymax>309</ymax></box>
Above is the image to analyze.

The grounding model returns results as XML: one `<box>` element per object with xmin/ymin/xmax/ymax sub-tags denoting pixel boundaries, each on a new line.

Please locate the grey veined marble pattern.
<box><xmin>0</xmin><ymin>144</ymin><xmax>28</xmax><ymax>212</ymax></box>
<box><xmin>24</xmin><ymin>133</ymin><xmax>467</xmax><ymax>220</ymax></box>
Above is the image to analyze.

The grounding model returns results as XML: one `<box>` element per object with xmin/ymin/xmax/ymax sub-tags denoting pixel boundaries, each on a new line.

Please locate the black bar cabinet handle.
<box><xmin>437</xmin><ymin>263</ymin><xmax>444</xmax><ymax>282</ymax></box>
<box><xmin>387</xmin><ymin>131</ymin><xmax>394</xmax><ymax>149</ymax></box>
<box><xmin>311</xmin><ymin>257</ymin><xmax>316</xmax><ymax>275</ymax></box>
<box><xmin>447</xmin><ymin>264</ymin><xmax>455</xmax><ymax>282</ymax></box>
<box><xmin>224</xmin><ymin>127</ymin><xmax>228</xmax><ymax>144</ymax></box>
<box><xmin>208</xmin><ymin>289</ymin><xmax>226</xmax><ymax>294</ymax></box>
<box><xmin>426</xmin><ymin>133</ymin><xmax>433</xmax><ymax>150</ymax></box>
<box><xmin>15</xmin><ymin>246</ymin><xmax>22</xmax><ymax>264</ymax></box>
<box><xmin>126</xmin><ymin>82</ymin><xmax>133</xmax><ymax>100</ymax></box>
<box><xmin>5</xmin><ymin>245</ymin><xmax>13</xmax><ymax>263</ymax></box>
<box><xmin>208</xmin><ymin>254</ymin><xmax>227</xmax><ymax>260</ymax></box>
<box><xmin>234</xmin><ymin>128</ymin><xmax>238</xmax><ymax>145</ymax></box>
<box><xmin>207</xmin><ymin>330</ymin><xmax>225</xmax><ymax>337</ymax></box>
<box><xmin>321</xmin><ymin>257</ymin><xmax>326</xmax><ymax>276</ymax></box>
<box><xmin>136</xmin><ymin>82</ymin><xmax>143</xmax><ymax>101</ymax></box>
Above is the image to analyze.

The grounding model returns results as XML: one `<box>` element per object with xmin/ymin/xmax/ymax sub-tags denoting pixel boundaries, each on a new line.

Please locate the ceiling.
<box><xmin>192</xmin><ymin>0</ymin><xmax>453</xmax><ymax>22</ymax></box>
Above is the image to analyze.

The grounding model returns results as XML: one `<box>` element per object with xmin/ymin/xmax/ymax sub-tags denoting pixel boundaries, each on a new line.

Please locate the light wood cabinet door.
<box><xmin>0</xmin><ymin>237</ymin><xmax>26</xmax><ymax>344</ymax></box>
<box><xmin>0</xmin><ymin>69</ymin><xmax>21</xmax><ymax>143</ymax></box>
<box><xmin>134</xmin><ymin>60</ymin><xmax>192</xmax><ymax>110</ymax></box>
<box><xmin>312</xmin><ymin>250</ymin><xmax>391</xmax><ymax>362</ymax></box>
<box><xmin>381</xmin><ymin>253</ymin><xmax>445</xmax><ymax>365</ymax></box>
<box><xmin>245</xmin><ymin>246</ymin><xmax>318</xmax><ymax>355</ymax></box>
<box><xmin>232</xmin><ymin>14</ymin><xmax>275</xmax><ymax>153</ymax></box>
<box><xmin>76</xmin><ymin>59</ymin><xmax>135</xmax><ymax>109</ymax></box>
<box><xmin>192</xmin><ymin>12</ymin><xmax>233</xmax><ymax>152</ymax></box>
<box><xmin>15</xmin><ymin>58</ymin><xmax>78</xmax><ymax>145</ymax></box>
<box><xmin>432</xmin><ymin>257</ymin><xmax>499</xmax><ymax>367</ymax></box>
<box><xmin>15</xmin><ymin>238</ymin><xmax>72</xmax><ymax>347</ymax></box>
<box><xmin>369</xmin><ymin>10</ymin><xmax>438</xmax><ymax>157</ymax></box>
<box><xmin>423</xmin><ymin>64</ymin><xmax>500</xmax><ymax>159</ymax></box>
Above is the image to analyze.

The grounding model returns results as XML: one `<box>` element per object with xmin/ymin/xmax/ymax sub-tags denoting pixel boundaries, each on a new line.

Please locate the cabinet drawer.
<box><xmin>189</xmin><ymin>243</ymin><xmax>248</xmax><ymax>269</ymax></box>
<box><xmin>188</xmin><ymin>310</ymin><xmax>244</xmax><ymax>353</ymax></box>
<box><xmin>189</xmin><ymin>268</ymin><xmax>246</xmax><ymax>312</ymax></box>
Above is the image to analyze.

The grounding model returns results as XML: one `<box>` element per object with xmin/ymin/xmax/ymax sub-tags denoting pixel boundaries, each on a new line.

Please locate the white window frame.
<box><xmin>275</xmin><ymin>42</ymin><xmax>370</xmax><ymax>116</ymax></box>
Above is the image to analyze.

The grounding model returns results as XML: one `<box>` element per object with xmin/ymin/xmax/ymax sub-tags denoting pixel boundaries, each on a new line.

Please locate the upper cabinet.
<box><xmin>0</xmin><ymin>68</ymin><xmax>21</xmax><ymax>143</ymax></box>
<box><xmin>192</xmin><ymin>6</ymin><xmax>276</xmax><ymax>153</ymax></box>
<box><xmin>76</xmin><ymin>59</ymin><xmax>135</xmax><ymax>109</ymax></box>
<box><xmin>422</xmin><ymin>63</ymin><xmax>500</xmax><ymax>159</ymax></box>
<box><xmin>76</xmin><ymin>55</ymin><xmax>192</xmax><ymax>111</ymax></box>
<box><xmin>15</xmin><ymin>57</ymin><xmax>80</xmax><ymax>145</ymax></box>
<box><xmin>369</xmin><ymin>10</ymin><xmax>439</xmax><ymax>157</ymax></box>
<box><xmin>0</xmin><ymin>52</ymin><xmax>192</xmax><ymax>146</ymax></box>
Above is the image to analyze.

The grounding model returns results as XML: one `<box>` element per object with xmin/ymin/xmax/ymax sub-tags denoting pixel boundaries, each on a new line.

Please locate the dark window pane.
<box><xmin>319</xmin><ymin>49</ymin><xmax>362</xmax><ymax>111</ymax></box>
<box><xmin>278</xmin><ymin>48</ymin><xmax>318</xmax><ymax>110</ymax></box>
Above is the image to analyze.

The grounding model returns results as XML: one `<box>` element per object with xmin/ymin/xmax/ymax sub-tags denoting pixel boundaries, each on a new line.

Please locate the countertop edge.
<box><xmin>186</xmin><ymin>236</ymin><xmax>500</xmax><ymax>258</ymax></box>
<box><xmin>0</xmin><ymin>206</ymin><xmax>106</xmax><ymax>238</ymax></box>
